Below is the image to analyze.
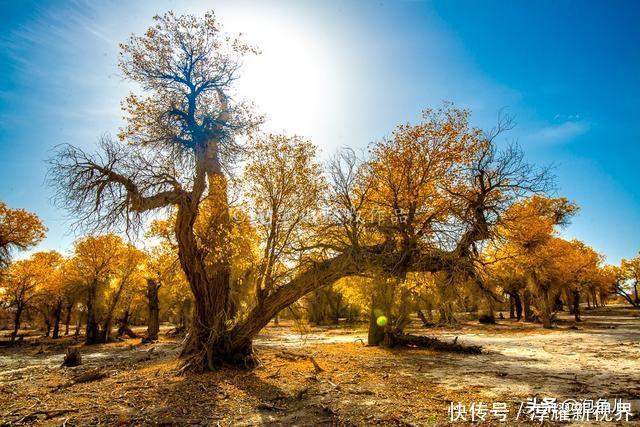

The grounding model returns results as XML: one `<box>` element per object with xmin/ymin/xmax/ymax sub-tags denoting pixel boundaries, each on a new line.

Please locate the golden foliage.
<box><xmin>0</xmin><ymin>201</ymin><xmax>47</xmax><ymax>267</ymax></box>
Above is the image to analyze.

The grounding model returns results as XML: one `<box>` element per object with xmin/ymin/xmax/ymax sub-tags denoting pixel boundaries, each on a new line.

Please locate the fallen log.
<box><xmin>383</xmin><ymin>333</ymin><xmax>482</xmax><ymax>354</ymax></box>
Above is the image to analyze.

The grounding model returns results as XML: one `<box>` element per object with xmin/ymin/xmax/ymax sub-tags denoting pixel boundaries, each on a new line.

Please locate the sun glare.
<box><xmin>229</xmin><ymin>9</ymin><xmax>342</xmax><ymax>140</ymax></box>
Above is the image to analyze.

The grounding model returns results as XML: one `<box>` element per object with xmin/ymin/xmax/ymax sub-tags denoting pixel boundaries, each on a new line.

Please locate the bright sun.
<box><xmin>224</xmin><ymin>7</ymin><xmax>344</xmax><ymax>144</ymax></box>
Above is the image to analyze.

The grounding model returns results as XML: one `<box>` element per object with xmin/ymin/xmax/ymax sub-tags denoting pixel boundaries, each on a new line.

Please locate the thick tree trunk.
<box><xmin>146</xmin><ymin>279</ymin><xmax>160</xmax><ymax>341</ymax></box>
<box><xmin>44</xmin><ymin>317</ymin><xmax>51</xmax><ymax>337</ymax></box>
<box><xmin>101</xmin><ymin>276</ymin><xmax>130</xmax><ymax>343</ymax></box>
<box><xmin>599</xmin><ymin>291</ymin><xmax>607</xmax><ymax>307</ymax></box>
<box><xmin>523</xmin><ymin>290</ymin><xmax>534</xmax><ymax>322</ymax></box>
<box><xmin>179</xmin><ymin>261</ymin><xmax>234</xmax><ymax>368</ymax></box>
<box><xmin>52</xmin><ymin>301</ymin><xmax>63</xmax><ymax>339</ymax></box>
<box><xmin>367</xmin><ymin>278</ymin><xmax>394</xmax><ymax>346</ymax></box>
<box><xmin>75</xmin><ymin>312</ymin><xmax>82</xmax><ymax>337</ymax></box>
<box><xmin>509</xmin><ymin>293</ymin><xmax>515</xmax><ymax>319</ymax></box>
<box><xmin>438</xmin><ymin>304</ymin><xmax>456</xmax><ymax>324</ymax></box>
<box><xmin>64</xmin><ymin>303</ymin><xmax>73</xmax><ymax>335</ymax></box>
<box><xmin>176</xmin><ymin>170</ymin><xmax>237</xmax><ymax>370</ymax></box>
<box><xmin>538</xmin><ymin>288</ymin><xmax>553</xmax><ymax>329</ymax></box>
<box><xmin>307</xmin><ymin>289</ymin><xmax>330</xmax><ymax>325</ymax></box>
<box><xmin>179</xmin><ymin>303</ymin><xmax>189</xmax><ymax>329</ymax></box>
<box><xmin>86</xmin><ymin>280</ymin><xmax>100</xmax><ymax>345</ymax></box>
<box><xmin>99</xmin><ymin>321</ymin><xmax>111</xmax><ymax>343</ymax></box>
<box><xmin>572</xmin><ymin>290</ymin><xmax>581</xmax><ymax>322</ymax></box>
<box><xmin>514</xmin><ymin>292</ymin><xmax>523</xmax><ymax>321</ymax></box>
<box><xmin>225</xmin><ymin>252</ymin><xmax>357</xmax><ymax>365</ymax></box>
<box><xmin>11</xmin><ymin>304</ymin><xmax>23</xmax><ymax>343</ymax></box>
<box><xmin>435</xmin><ymin>270</ymin><xmax>463</xmax><ymax>324</ymax></box>
<box><xmin>368</xmin><ymin>305</ymin><xmax>386</xmax><ymax>346</ymax></box>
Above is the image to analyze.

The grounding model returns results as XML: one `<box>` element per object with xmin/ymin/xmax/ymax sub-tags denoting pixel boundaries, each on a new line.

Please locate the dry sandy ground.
<box><xmin>0</xmin><ymin>306</ymin><xmax>639</xmax><ymax>426</ymax></box>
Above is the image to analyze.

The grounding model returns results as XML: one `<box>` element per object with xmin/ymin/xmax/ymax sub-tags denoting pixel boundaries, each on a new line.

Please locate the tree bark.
<box><xmin>64</xmin><ymin>303</ymin><xmax>73</xmax><ymax>335</ymax></box>
<box><xmin>86</xmin><ymin>279</ymin><xmax>100</xmax><ymax>344</ymax></box>
<box><xmin>435</xmin><ymin>272</ymin><xmax>457</xmax><ymax>324</ymax></box>
<box><xmin>146</xmin><ymin>279</ymin><xmax>160</xmax><ymax>341</ymax></box>
<box><xmin>572</xmin><ymin>290</ymin><xmax>581</xmax><ymax>322</ymax></box>
<box><xmin>537</xmin><ymin>287</ymin><xmax>554</xmax><ymax>329</ymax></box>
<box><xmin>368</xmin><ymin>304</ymin><xmax>386</xmax><ymax>346</ymax></box>
<box><xmin>177</xmin><ymin>170</ymin><xmax>237</xmax><ymax>370</ymax></box>
<box><xmin>11</xmin><ymin>304</ymin><xmax>23</xmax><ymax>343</ymax></box>
<box><xmin>101</xmin><ymin>273</ymin><xmax>131</xmax><ymax>343</ymax></box>
<box><xmin>226</xmin><ymin>251</ymin><xmax>357</xmax><ymax>362</ymax></box>
<box><xmin>509</xmin><ymin>293</ymin><xmax>515</xmax><ymax>319</ymax></box>
<box><xmin>523</xmin><ymin>290</ymin><xmax>534</xmax><ymax>322</ymax></box>
<box><xmin>52</xmin><ymin>301</ymin><xmax>63</xmax><ymax>339</ymax></box>
<box><xmin>44</xmin><ymin>315</ymin><xmax>51</xmax><ymax>337</ymax></box>
<box><xmin>513</xmin><ymin>291</ymin><xmax>523</xmax><ymax>321</ymax></box>
<box><xmin>75</xmin><ymin>311</ymin><xmax>82</xmax><ymax>337</ymax></box>
<box><xmin>367</xmin><ymin>278</ymin><xmax>394</xmax><ymax>346</ymax></box>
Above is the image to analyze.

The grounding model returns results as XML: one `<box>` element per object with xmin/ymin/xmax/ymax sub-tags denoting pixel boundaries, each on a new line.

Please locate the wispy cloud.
<box><xmin>528</xmin><ymin>120</ymin><xmax>590</xmax><ymax>144</ymax></box>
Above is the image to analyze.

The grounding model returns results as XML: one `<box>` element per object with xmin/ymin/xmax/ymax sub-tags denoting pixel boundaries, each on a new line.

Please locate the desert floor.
<box><xmin>1</xmin><ymin>306</ymin><xmax>639</xmax><ymax>426</ymax></box>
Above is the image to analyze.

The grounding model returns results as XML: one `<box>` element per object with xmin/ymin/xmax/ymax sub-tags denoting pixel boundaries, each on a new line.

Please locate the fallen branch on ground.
<box><xmin>72</xmin><ymin>368</ymin><xmax>108</xmax><ymax>384</ymax></box>
<box><xmin>384</xmin><ymin>333</ymin><xmax>482</xmax><ymax>354</ymax></box>
<box><xmin>52</xmin><ymin>368</ymin><xmax>108</xmax><ymax>391</ymax></box>
<box><xmin>14</xmin><ymin>408</ymin><xmax>78</xmax><ymax>423</ymax></box>
<box><xmin>276</xmin><ymin>351</ymin><xmax>324</xmax><ymax>373</ymax></box>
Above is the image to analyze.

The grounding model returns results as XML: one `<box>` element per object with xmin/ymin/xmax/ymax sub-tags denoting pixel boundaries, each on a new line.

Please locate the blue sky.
<box><xmin>0</xmin><ymin>0</ymin><xmax>638</xmax><ymax>264</ymax></box>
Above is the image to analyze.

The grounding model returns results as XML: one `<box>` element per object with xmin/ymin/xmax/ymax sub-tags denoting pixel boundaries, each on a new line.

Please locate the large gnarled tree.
<box><xmin>50</xmin><ymin>11</ymin><xmax>553</xmax><ymax>370</ymax></box>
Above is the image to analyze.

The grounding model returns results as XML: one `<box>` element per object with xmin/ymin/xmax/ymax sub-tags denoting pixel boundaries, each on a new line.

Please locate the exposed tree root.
<box><xmin>384</xmin><ymin>333</ymin><xmax>482</xmax><ymax>354</ymax></box>
<box><xmin>177</xmin><ymin>336</ymin><xmax>262</xmax><ymax>373</ymax></box>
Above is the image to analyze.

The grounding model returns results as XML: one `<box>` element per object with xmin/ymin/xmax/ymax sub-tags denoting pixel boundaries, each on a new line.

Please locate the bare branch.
<box><xmin>48</xmin><ymin>136</ymin><xmax>186</xmax><ymax>233</ymax></box>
